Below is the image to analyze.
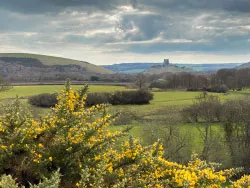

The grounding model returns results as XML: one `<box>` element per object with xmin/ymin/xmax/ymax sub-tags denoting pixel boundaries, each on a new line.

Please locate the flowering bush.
<box><xmin>0</xmin><ymin>81</ymin><xmax>250</xmax><ymax>187</ymax></box>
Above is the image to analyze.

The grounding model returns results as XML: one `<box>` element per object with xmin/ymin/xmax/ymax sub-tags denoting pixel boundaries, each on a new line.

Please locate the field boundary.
<box><xmin>11</xmin><ymin>81</ymin><xmax>130</xmax><ymax>86</ymax></box>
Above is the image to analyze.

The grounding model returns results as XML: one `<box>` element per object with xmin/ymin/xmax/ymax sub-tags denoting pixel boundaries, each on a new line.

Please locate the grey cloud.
<box><xmin>1</xmin><ymin>0</ymin><xmax>250</xmax><ymax>15</ymax></box>
<box><xmin>0</xmin><ymin>0</ymin><xmax>127</xmax><ymax>14</ymax></box>
<box><xmin>224</xmin><ymin>0</ymin><xmax>250</xmax><ymax>13</ymax></box>
<box><xmin>118</xmin><ymin>14</ymin><xmax>166</xmax><ymax>41</ymax></box>
<box><xmin>135</xmin><ymin>0</ymin><xmax>250</xmax><ymax>13</ymax></box>
<box><xmin>122</xmin><ymin>39</ymin><xmax>250</xmax><ymax>54</ymax></box>
<box><xmin>1</xmin><ymin>0</ymin><xmax>250</xmax><ymax>59</ymax></box>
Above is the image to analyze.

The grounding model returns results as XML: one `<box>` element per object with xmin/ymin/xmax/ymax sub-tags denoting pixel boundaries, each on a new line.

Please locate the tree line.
<box><xmin>211</xmin><ymin>68</ymin><xmax>250</xmax><ymax>90</ymax></box>
<box><xmin>137</xmin><ymin>68</ymin><xmax>250</xmax><ymax>92</ymax></box>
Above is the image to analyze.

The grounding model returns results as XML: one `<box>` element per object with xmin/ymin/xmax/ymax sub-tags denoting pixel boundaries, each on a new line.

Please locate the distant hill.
<box><xmin>102</xmin><ymin>63</ymin><xmax>161</xmax><ymax>73</ymax></box>
<box><xmin>0</xmin><ymin>53</ymin><xmax>112</xmax><ymax>74</ymax></box>
<box><xmin>179</xmin><ymin>63</ymin><xmax>243</xmax><ymax>71</ymax></box>
<box><xmin>0</xmin><ymin>53</ymin><xmax>112</xmax><ymax>82</ymax></box>
<box><xmin>103</xmin><ymin>62</ymin><xmax>243</xmax><ymax>73</ymax></box>
<box><xmin>237</xmin><ymin>62</ymin><xmax>250</xmax><ymax>69</ymax></box>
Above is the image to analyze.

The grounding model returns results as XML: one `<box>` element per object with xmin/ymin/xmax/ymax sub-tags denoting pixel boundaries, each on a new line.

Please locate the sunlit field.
<box><xmin>0</xmin><ymin>85</ymin><xmax>128</xmax><ymax>99</ymax></box>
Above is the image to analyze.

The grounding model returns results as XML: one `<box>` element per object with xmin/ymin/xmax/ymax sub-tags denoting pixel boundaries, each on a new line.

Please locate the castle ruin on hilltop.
<box><xmin>163</xmin><ymin>59</ymin><xmax>170</xmax><ymax>66</ymax></box>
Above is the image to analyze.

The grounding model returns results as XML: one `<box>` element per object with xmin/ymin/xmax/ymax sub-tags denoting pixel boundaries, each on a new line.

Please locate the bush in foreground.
<box><xmin>1</xmin><ymin>81</ymin><xmax>250</xmax><ymax>187</ymax></box>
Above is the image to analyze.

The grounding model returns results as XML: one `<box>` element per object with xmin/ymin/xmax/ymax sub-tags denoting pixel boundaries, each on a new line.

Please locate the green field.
<box><xmin>0</xmin><ymin>85</ymin><xmax>128</xmax><ymax>99</ymax></box>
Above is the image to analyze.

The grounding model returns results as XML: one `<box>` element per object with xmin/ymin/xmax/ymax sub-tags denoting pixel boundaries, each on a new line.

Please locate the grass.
<box><xmin>0</xmin><ymin>85</ymin><xmax>128</xmax><ymax>99</ymax></box>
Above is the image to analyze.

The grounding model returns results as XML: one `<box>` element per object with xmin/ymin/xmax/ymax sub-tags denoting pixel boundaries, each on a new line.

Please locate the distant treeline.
<box><xmin>149</xmin><ymin>68</ymin><xmax>250</xmax><ymax>92</ymax></box>
<box><xmin>211</xmin><ymin>68</ymin><xmax>250</xmax><ymax>90</ymax></box>
<box><xmin>150</xmin><ymin>73</ymin><xmax>209</xmax><ymax>90</ymax></box>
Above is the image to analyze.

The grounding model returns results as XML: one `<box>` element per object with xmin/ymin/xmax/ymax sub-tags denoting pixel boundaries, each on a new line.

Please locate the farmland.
<box><xmin>1</xmin><ymin>83</ymin><xmax>250</xmax><ymax>186</ymax></box>
<box><xmin>0</xmin><ymin>84</ymin><xmax>249</xmax><ymax>168</ymax></box>
<box><xmin>0</xmin><ymin>85</ymin><xmax>128</xmax><ymax>99</ymax></box>
<box><xmin>0</xmin><ymin>84</ymin><xmax>245</xmax><ymax>102</ymax></box>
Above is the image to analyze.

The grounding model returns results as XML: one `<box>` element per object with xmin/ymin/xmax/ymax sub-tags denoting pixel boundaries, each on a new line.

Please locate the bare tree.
<box><xmin>135</xmin><ymin>73</ymin><xmax>146</xmax><ymax>89</ymax></box>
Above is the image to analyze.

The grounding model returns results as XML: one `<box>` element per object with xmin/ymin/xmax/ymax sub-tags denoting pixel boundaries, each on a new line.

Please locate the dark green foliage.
<box><xmin>109</xmin><ymin>90</ymin><xmax>153</xmax><ymax>105</ymax></box>
<box><xmin>87</xmin><ymin>90</ymin><xmax>153</xmax><ymax>106</ymax></box>
<box><xmin>85</xmin><ymin>92</ymin><xmax>110</xmax><ymax>106</ymax></box>
<box><xmin>150</xmin><ymin>80</ymin><xmax>167</xmax><ymax>89</ymax></box>
<box><xmin>90</xmin><ymin>76</ymin><xmax>100</xmax><ymax>81</ymax></box>
<box><xmin>28</xmin><ymin>93</ymin><xmax>58</xmax><ymax>108</ymax></box>
<box><xmin>206</xmin><ymin>84</ymin><xmax>229</xmax><ymax>93</ymax></box>
<box><xmin>28</xmin><ymin>90</ymin><xmax>153</xmax><ymax>108</ymax></box>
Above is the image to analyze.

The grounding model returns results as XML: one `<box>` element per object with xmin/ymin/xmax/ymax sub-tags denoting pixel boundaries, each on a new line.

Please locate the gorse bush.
<box><xmin>1</xmin><ymin>81</ymin><xmax>250</xmax><ymax>187</ymax></box>
<box><xmin>28</xmin><ymin>89</ymin><xmax>153</xmax><ymax>107</ymax></box>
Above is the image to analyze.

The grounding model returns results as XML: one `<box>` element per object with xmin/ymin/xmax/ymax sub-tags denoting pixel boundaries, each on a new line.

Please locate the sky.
<box><xmin>0</xmin><ymin>0</ymin><xmax>250</xmax><ymax>65</ymax></box>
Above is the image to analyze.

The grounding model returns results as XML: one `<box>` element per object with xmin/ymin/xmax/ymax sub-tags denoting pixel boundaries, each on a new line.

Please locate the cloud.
<box><xmin>0</xmin><ymin>0</ymin><xmax>250</xmax><ymax>64</ymax></box>
<box><xmin>0</xmin><ymin>0</ymin><xmax>128</xmax><ymax>14</ymax></box>
<box><xmin>2</xmin><ymin>0</ymin><xmax>250</xmax><ymax>14</ymax></box>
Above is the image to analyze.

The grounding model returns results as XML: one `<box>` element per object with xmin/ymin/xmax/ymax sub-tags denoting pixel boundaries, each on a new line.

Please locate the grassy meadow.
<box><xmin>0</xmin><ymin>85</ymin><xmax>128</xmax><ymax>99</ymax></box>
<box><xmin>0</xmin><ymin>84</ymin><xmax>249</xmax><ymax>167</ymax></box>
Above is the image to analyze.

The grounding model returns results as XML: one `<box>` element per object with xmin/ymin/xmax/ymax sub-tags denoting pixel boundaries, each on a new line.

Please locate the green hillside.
<box><xmin>0</xmin><ymin>53</ymin><xmax>112</xmax><ymax>74</ymax></box>
<box><xmin>145</xmin><ymin>64</ymin><xmax>194</xmax><ymax>74</ymax></box>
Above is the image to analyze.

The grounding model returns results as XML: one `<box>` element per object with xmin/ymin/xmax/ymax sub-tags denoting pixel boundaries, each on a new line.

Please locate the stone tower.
<box><xmin>163</xmin><ymin>59</ymin><xmax>169</xmax><ymax>66</ymax></box>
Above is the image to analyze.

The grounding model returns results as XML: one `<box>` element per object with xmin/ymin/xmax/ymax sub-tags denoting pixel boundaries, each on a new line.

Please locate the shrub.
<box><xmin>206</xmin><ymin>84</ymin><xmax>229</xmax><ymax>93</ymax></box>
<box><xmin>85</xmin><ymin>92</ymin><xmax>110</xmax><ymax>106</ymax></box>
<box><xmin>0</xmin><ymin>81</ymin><xmax>249</xmax><ymax>187</ymax></box>
<box><xmin>28</xmin><ymin>90</ymin><xmax>153</xmax><ymax>108</ymax></box>
<box><xmin>110</xmin><ymin>90</ymin><xmax>153</xmax><ymax>105</ymax></box>
<box><xmin>28</xmin><ymin>93</ymin><xmax>58</xmax><ymax>107</ymax></box>
<box><xmin>182</xmin><ymin>95</ymin><xmax>223</xmax><ymax>123</ymax></box>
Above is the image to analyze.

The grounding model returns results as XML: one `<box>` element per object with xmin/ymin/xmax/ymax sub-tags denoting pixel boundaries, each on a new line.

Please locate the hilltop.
<box><xmin>0</xmin><ymin>53</ymin><xmax>112</xmax><ymax>82</ymax></box>
<box><xmin>145</xmin><ymin>63</ymin><xmax>194</xmax><ymax>74</ymax></box>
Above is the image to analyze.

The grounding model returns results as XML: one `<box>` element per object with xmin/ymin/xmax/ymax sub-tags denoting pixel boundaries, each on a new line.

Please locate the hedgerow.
<box><xmin>28</xmin><ymin>93</ymin><xmax>58</xmax><ymax>107</ymax></box>
<box><xmin>0</xmin><ymin>80</ymin><xmax>250</xmax><ymax>187</ymax></box>
<box><xmin>28</xmin><ymin>89</ymin><xmax>153</xmax><ymax>107</ymax></box>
